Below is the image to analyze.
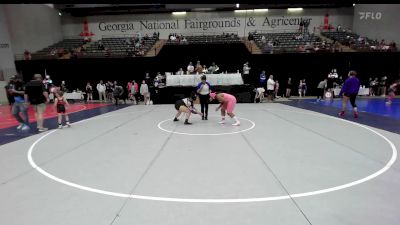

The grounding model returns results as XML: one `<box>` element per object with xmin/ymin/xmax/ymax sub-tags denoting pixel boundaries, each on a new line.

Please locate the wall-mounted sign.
<box><xmin>359</xmin><ymin>12</ymin><xmax>382</xmax><ymax>20</ymax></box>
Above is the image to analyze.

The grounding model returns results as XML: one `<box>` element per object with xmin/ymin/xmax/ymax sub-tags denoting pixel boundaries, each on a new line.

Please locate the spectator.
<box><xmin>140</xmin><ymin>80</ymin><xmax>150</xmax><ymax>105</ymax></box>
<box><xmin>5</xmin><ymin>76</ymin><xmax>16</xmax><ymax>105</ymax></box>
<box><xmin>24</xmin><ymin>74</ymin><xmax>49</xmax><ymax>132</ymax></box>
<box><xmin>195</xmin><ymin>61</ymin><xmax>203</xmax><ymax>74</ymax></box>
<box><xmin>317</xmin><ymin>79</ymin><xmax>327</xmax><ymax>101</ymax></box>
<box><xmin>10</xmin><ymin>75</ymin><xmax>30</xmax><ymax>130</ymax></box>
<box><xmin>86</xmin><ymin>82</ymin><xmax>93</xmax><ymax>101</ymax></box>
<box><xmin>298</xmin><ymin>80</ymin><xmax>303</xmax><ymax>97</ymax></box>
<box><xmin>284</xmin><ymin>77</ymin><xmax>293</xmax><ymax>98</ymax></box>
<box><xmin>187</xmin><ymin>62</ymin><xmax>194</xmax><ymax>74</ymax></box>
<box><xmin>243</xmin><ymin>62</ymin><xmax>251</xmax><ymax>84</ymax></box>
<box><xmin>24</xmin><ymin>50</ymin><xmax>32</xmax><ymax>60</ymax></box>
<box><xmin>202</xmin><ymin>65</ymin><xmax>208</xmax><ymax>74</ymax></box>
<box><xmin>266</xmin><ymin>75</ymin><xmax>275</xmax><ymax>102</ymax></box>
<box><xmin>208</xmin><ymin>62</ymin><xmax>219</xmax><ymax>74</ymax></box>
<box><xmin>113</xmin><ymin>82</ymin><xmax>124</xmax><ymax>105</ymax></box>
<box><xmin>379</xmin><ymin>76</ymin><xmax>387</xmax><ymax>96</ymax></box>
<box><xmin>261</xmin><ymin>35</ymin><xmax>266</xmax><ymax>44</ymax></box>
<box><xmin>259</xmin><ymin>71</ymin><xmax>267</xmax><ymax>88</ymax></box>
<box><xmin>106</xmin><ymin>81</ymin><xmax>114</xmax><ymax>102</ymax></box>
<box><xmin>301</xmin><ymin>79</ymin><xmax>307</xmax><ymax>97</ymax></box>
<box><xmin>97</xmin><ymin>80</ymin><xmax>106</xmax><ymax>102</ymax></box>
<box><xmin>61</xmin><ymin>81</ymin><xmax>67</xmax><ymax>92</ymax></box>
<box><xmin>274</xmin><ymin>80</ymin><xmax>280</xmax><ymax>98</ymax></box>
<box><xmin>98</xmin><ymin>41</ymin><xmax>105</xmax><ymax>50</ymax></box>
<box><xmin>177</xmin><ymin>68</ymin><xmax>184</xmax><ymax>75</ymax></box>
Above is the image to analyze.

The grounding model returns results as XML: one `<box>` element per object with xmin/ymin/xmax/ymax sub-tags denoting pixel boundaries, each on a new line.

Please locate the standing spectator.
<box><xmin>113</xmin><ymin>82</ymin><xmax>124</xmax><ymax>106</ymax></box>
<box><xmin>24</xmin><ymin>74</ymin><xmax>49</xmax><ymax>132</ymax></box>
<box><xmin>274</xmin><ymin>80</ymin><xmax>280</xmax><ymax>98</ymax></box>
<box><xmin>339</xmin><ymin>71</ymin><xmax>360</xmax><ymax>118</ymax></box>
<box><xmin>266</xmin><ymin>75</ymin><xmax>275</xmax><ymax>102</ymax></box>
<box><xmin>301</xmin><ymin>79</ymin><xmax>307</xmax><ymax>97</ymax></box>
<box><xmin>106</xmin><ymin>81</ymin><xmax>114</xmax><ymax>102</ymax></box>
<box><xmin>372</xmin><ymin>77</ymin><xmax>379</xmax><ymax>96</ymax></box>
<box><xmin>140</xmin><ymin>80</ymin><xmax>150</xmax><ymax>105</ymax></box>
<box><xmin>61</xmin><ymin>81</ymin><xmax>67</xmax><ymax>92</ymax></box>
<box><xmin>127</xmin><ymin>81</ymin><xmax>133</xmax><ymax>100</ymax></box>
<box><xmin>86</xmin><ymin>82</ymin><xmax>93</xmax><ymax>102</ymax></box>
<box><xmin>5</xmin><ymin>76</ymin><xmax>16</xmax><ymax>105</ymax></box>
<box><xmin>96</xmin><ymin>80</ymin><xmax>106</xmax><ymax>102</ymax></box>
<box><xmin>299</xmin><ymin>20</ymin><xmax>304</xmax><ymax>33</ymax></box>
<box><xmin>286</xmin><ymin>77</ymin><xmax>292</xmax><ymax>98</ymax></box>
<box><xmin>298</xmin><ymin>80</ymin><xmax>304</xmax><ymax>97</ymax></box>
<box><xmin>130</xmin><ymin>80</ymin><xmax>138</xmax><ymax>104</ymax></box>
<box><xmin>10</xmin><ymin>75</ymin><xmax>30</xmax><ymax>130</ymax></box>
<box><xmin>24</xmin><ymin>50</ymin><xmax>32</xmax><ymax>60</ymax></box>
<box><xmin>242</xmin><ymin>62</ymin><xmax>251</xmax><ymax>84</ymax></box>
<box><xmin>378</xmin><ymin>76</ymin><xmax>387</xmax><ymax>96</ymax></box>
<box><xmin>187</xmin><ymin>62</ymin><xmax>194</xmax><ymax>74</ymax></box>
<box><xmin>133</xmin><ymin>80</ymin><xmax>139</xmax><ymax>102</ymax></box>
<box><xmin>317</xmin><ymin>79</ymin><xmax>327</xmax><ymax>101</ymax></box>
<box><xmin>259</xmin><ymin>71</ymin><xmax>267</xmax><ymax>88</ymax></box>
<box><xmin>196</xmin><ymin>75</ymin><xmax>212</xmax><ymax>120</ymax></box>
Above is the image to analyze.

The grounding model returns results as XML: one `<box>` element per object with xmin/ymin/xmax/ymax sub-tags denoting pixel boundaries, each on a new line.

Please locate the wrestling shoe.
<box><xmin>218</xmin><ymin>120</ymin><xmax>225</xmax><ymax>124</ymax></box>
<box><xmin>232</xmin><ymin>121</ymin><xmax>241</xmax><ymax>126</ymax></box>
<box><xmin>338</xmin><ymin>111</ymin><xmax>345</xmax><ymax>117</ymax></box>
<box><xmin>184</xmin><ymin>120</ymin><xmax>192</xmax><ymax>125</ymax></box>
<box><xmin>173</xmin><ymin>118</ymin><xmax>179</xmax><ymax>122</ymax></box>
<box><xmin>354</xmin><ymin>112</ymin><xmax>359</xmax><ymax>118</ymax></box>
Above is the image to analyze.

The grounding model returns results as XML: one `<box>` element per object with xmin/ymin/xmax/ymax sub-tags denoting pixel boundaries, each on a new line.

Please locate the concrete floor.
<box><xmin>0</xmin><ymin>103</ymin><xmax>399</xmax><ymax>225</ymax></box>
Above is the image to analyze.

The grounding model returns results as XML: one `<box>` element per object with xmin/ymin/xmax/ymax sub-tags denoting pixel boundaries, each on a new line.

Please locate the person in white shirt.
<box><xmin>243</xmin><ymin>62</ymin><xmax>251</xmax><ymax>84</ymax></box>
<box><xmin>266</xmin><ymin>75</ymin><xmax>275</xmax><ymax>102</ymax></box>
<box><xmin>140</xmin><ymin>80</ymin><xmax>150</xmax><ymax>105</ymax></box>
<box><xmin>202</xmin><ymin>65</ymin><xmax>208</xmax><ymax>74</ymax></box>
<box><xmin>177</xmin><ymin>68</ymin><xmax>184</xmax><ymax>75</ymax></box>
<box><xmin>187</xmin><ymin>62</ymin><xmax>194</xmax><ymax>74</ymax></box>
<box><xmin>96</xmin><ymin>80</ymin><xmax>106</xmax><ymax>102</ymax></box>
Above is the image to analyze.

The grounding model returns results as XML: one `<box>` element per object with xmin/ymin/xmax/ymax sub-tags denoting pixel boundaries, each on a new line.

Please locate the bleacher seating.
<box><xmin>321</xmin><ymin>31</ymin><xmax>396</xmax><ymax>52</ymax></box>
<box><xmin>30</xmin><ymin>36</ymin><xmax>158</xmax><ymax>59</ymax></box>
<box><xmin>252</xmin><ymin>32</ymin><xmax>321</xmax><ymax>53</ymax></box>
<box><xmin>166</xmin><ymin>34</ymin><xmax>241</xmax><ymax>45</ymax></box>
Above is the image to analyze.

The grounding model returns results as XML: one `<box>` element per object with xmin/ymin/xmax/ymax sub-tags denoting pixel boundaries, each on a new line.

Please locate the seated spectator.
<box><xmin>24</xmin><ymin>50</ymin><xmax>31</xmax><ymax>60</ymax></box>
<box><xmin>187</xmin><ymin>62</ymin><xmax>194</xmax><ymax>74</ymax></box>
<box><xmin>182</xmin><ymin>37</ymin><xmax>187</xmax><ymax>43</ymax></box>
<box><xmin>248</xmin><ymin>32</ymin><xmax>254</xmax><ymax>41</ymax></box>
<box><xmin>98</xmin><ymin>41</ymin><xmax>105</xmax><ymax>50</ymax></box>
<box><xmin>105</xmin><ymin>48</ymin><xmax>111</xmax><ymax>57</ymax></box>
<box><xmin>202</xmin><ymin>65</ymin><xmax>208</xmax><ymax>74</ymax></box>
<box><xmin>195</xmin><ymin>61</ymin><xmax>203</xmax><ymax>74</ymax></box>
<box><xmin>261</xmin><ymin>35</ymin><xmax>266</xmax><ymax>44</ymax></box>
<box><xmin>176</xmin><ymin>68</ymin><xmax>184</xmax><ymax>75</ymax></box>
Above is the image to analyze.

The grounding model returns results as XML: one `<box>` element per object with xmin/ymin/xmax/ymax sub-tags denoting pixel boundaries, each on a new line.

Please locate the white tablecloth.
<box><xmin>166</xmin><ymin>73</ymin><xmax>244</xmax><ymax>87</ymax></box>
<box><xmin>333</xmin><ymin>88</ymin><xmax>369</xmax><ymax>96</ymax></box>
<box><xmin>50</xmin><ymin>92</ymin><xmax>84</xmax><ymax>100</ymax></box>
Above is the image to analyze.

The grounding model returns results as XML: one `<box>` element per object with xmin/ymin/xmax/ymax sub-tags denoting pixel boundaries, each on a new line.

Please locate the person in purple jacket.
<box><xmin>196</xmin><ymin>75</ymin><xmax>212</xmax><ymax>120</ymax></box>
<box><xmin>339</xmin><ymin>70</ymin><xmax>360</xmax><ymax>118</ymax></box>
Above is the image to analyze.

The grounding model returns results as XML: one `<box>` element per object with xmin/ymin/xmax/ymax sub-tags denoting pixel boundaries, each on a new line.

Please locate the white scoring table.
<box><xmin>333</xmin><ymin>87</ymin><xmax>370</xmax><ymax>96</ymax></box>
<box><xmin>166</xmin><ymin>73</ymin><xmax>244</xmax><ymax>87</ymax></box>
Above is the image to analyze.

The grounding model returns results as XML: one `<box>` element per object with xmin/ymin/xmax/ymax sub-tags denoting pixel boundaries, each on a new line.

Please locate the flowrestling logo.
<box><xmin>359</xmin><ymin>12</ymin><xmax>382</xmax><ymax>20</ymax></box>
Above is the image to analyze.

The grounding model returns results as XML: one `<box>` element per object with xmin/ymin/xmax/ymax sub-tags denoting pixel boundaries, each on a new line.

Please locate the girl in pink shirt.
<box><xmin>210</xmin><ymin>92</ymin><xmax>240</xmax><ymax>126</ymax></box>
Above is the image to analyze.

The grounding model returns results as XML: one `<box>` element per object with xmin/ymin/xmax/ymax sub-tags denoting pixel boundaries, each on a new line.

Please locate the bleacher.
<box><xmin>31</xmin><ymin>38</ymin><xmax>85</xmax><ymax>59</ymax></box>
<box><xmin>166</xmin><ymin>33</ymin><xmax>241</xmax><ymax>45</ymax></box>
<box><xmin>252</xmin><ymin>32</ymin><xmax>321</xmax><ymax>53</ymax></box>
<box><xmin>320</xmin><ymin>31</ymin><xmax>396</xmax><ymax>52</ymax></box>
<box><xmin>30</xmin><ymin>36</ymin><xmax>158</xmax><ymax>59</ymax></box>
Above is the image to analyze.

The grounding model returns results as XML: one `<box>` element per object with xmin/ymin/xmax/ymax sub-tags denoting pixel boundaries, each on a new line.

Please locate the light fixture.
<box><xmin>236</xmin><ymin>3</ymin><xmax>240</xmax><ymax>8</ymax></box>
<box><xmin>58</xmin><ymin>12</ymin><xmax>62</xmax><ymax>16</ymax></box>
<box><xmin>253</xmin><ymin>9</ymin><xmax>269</xmax><ymax>12</ymax></box>
<box><xmin>288</xmin><ymin>8</ymin><xmax>303</xmax><ymax>12</ymax></box>
<box><xmin>353</xmin><ymin>3</ymin><xmax>356</xmax><ymax>6</ymax></box>
<box><xmin>234</xmin><ymin>9</ymin><xmax>253</xmax><ymax>13</ymax></box>
<box><xmin>172</xmin><ymin>11</ymin><xmax>186</xmax><ymax>15</ymax></box>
